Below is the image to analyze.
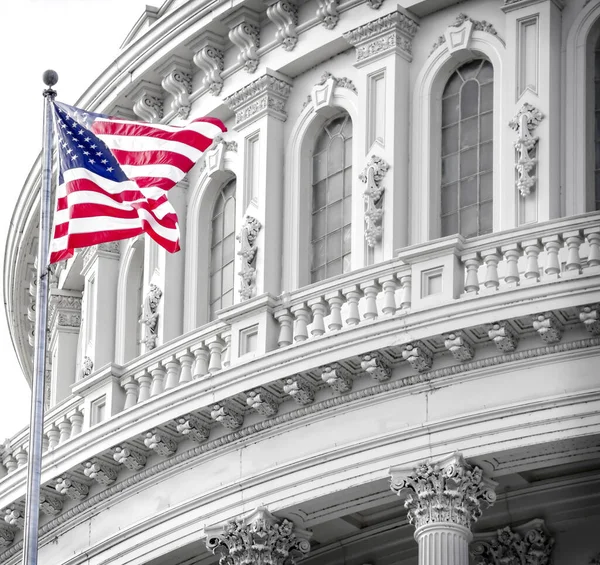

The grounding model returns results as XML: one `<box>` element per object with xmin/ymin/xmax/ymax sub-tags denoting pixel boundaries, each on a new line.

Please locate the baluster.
<box><xmin>14</xmin><ymin>448</ymin><xmax>27</xmax><ymax>467</ymax></box>
<box><xmin>343</xmin><ymin>285</ymin><xmax>363</xmax><ymax>326</ymax></box>
<box><xmin>462</xmin><ymin>252</ymin><xmax>481</xmax><ymax>293</ymax></box>
<box><xmin>501</xmin><ymin>244</ymin><xmax>521</xmax><ymax>286</ymax></box>
<box><xmin>308</xmin><ymin>298</ymin><xmax>328</xmax><ymax>337</ymax></box>
<box><xmin>207</xmin><ymin>336</ymin><xmax>225</xmax><ymax>372</ymax></box>
<box><xmin>177</xmin><ymin>350</ymin><xmax>194</xmax><ymax>383</ymax></box>
<box><xmin>163</xmin><ymin>356</ymin><xmax>181</xmax><ymax>390</ymax></box>
<box><xmin>136</xmin><ymin>370</ymin><xmax>153</xmax><ymax>403</ymax></box>
<box><xmin>274</xmin><ymin>308</ymin><xmax>294</xmax><ymax>347</ymax></box>
<box><xmin>361</xmin><ymin>281</ymin><xmax>381</xmax><ymax>320</ymax></box>
<box><xmin>149</xmin><ymin>363</ymin><xmax>166</xmax><ymax>397</ymax></box>
<box><xmin>191</xmin><ymin>343</ymin><xmax>210</xmax><ymax>379</ymax></box>
<box><xmin>58</xmin><ymin>417</ymin><xmax>72</xmax><ymax>444</ymax></box>
<box><xmin>122</xmin><ymin>376</ymin><xmax>140</xmax><ymax>409</ymax></box>
<box><xmin>522</xmin><ymin>239</ymin><xmax>541</xmax><ymax>280</ymax></box>
<box><xmin>222</xmin><ymin>332</ymin><xmax>232</xmax><ymax>368</ymax></box>
<box><xmin>47</xmin><ymin>425</ymin><xmax>60</xmax><ymax>450</ymax></box>
<box><xmin>585</xmin><ymin>227</ymin><xmax>600</xmax><ymax>267</ymax></box>
<box><xmin>399</xmin><ymin>275</ymin><xmax>411</xmax><ymax>309</ymax></box>
<box><xmin>563</xmin><ymin>230</ymin><xmax>583</xmax><ymax>272</ymax></box>
<box><xmin>481</xmin><ymin>249</ymin><xmax>501</xmax><ymax>289</ymax></box>
<box><xmin>325</xmin><ymin>291</ymin><xmax>344</xmax><ymax>331</ymax></box>
<box><xmin>69</xmin><ymin>410</ymin><xmax>84</xmax><ymax>437</ymax></box>
<box><xmin>542</xmin><ymin>235</ymin><xmax>562</xmax><ymax>276</ymax></box>
<box><xmin>42</xmin><ymin>434</ymin><xmax>49</xmax><ymax>453</ymax></box>
<box><xmin>291</xmin><ymin>303</ymin><xmax>311</xmax><ymax>342</ymax></box>
<box><xmin>379</xmin><ymin>275</ymin><xmax>398</xmax><ymax>315</ymax></box>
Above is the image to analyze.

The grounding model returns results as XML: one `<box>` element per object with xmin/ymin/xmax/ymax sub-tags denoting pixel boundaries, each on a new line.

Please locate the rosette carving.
<box><xmin>390</xmin><ymin>452</ymin><xmax>497</xmax><ymax>530</ymax></box>
<box><xmin>237</xmin><ymin>216</ymin><xmax>262</xmax><ymax>300</ymax></box>
<box><xmin>205</xmin><ymin>506</ymin><xmax>311</xmax><ymax>565</ymax></box>
<box><xmin>509</xmin><ymin>103</ymin><xmax>544</xmax><ymax>197</ymax></box>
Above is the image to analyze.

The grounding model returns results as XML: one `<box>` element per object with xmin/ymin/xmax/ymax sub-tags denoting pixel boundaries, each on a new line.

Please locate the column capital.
<box><xmin>224</xmin><ymin>70</ymin><xmax>292</xmax><ymax>129</ymax></box>
<box><xmin>205</xmin><ymin>506</ymin><xmax>311</xmax><ymax>564</ymax></box>
<box><xmin>48</xmin><ymin>289</ymin><xmax>82</xmax><ymax>334</ymax></box>
<box><xmin>390</xmin><ymin>452</ymin><xmax>497</xmax><ymax>530</ymax></box>
<box><xmin>343</xmin><ymin>9</ymin><xmax>419</xmax><ymax>66</ymax></box>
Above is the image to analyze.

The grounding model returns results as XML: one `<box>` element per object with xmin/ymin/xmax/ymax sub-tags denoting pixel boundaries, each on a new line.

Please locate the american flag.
<box><xmin>50</xmin><ymin>101</ymin><xmax>226</xmax><ymax>264</ymax></box>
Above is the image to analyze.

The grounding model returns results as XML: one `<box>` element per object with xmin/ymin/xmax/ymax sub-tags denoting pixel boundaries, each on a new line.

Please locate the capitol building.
<box><xmin>2</xmin><ymin>0</ymin><xmax>600</xmax><ymax>563</ymax></box>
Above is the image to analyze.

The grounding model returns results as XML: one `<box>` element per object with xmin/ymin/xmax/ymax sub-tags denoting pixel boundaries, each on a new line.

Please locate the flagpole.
<box><xmin>22</xmin><ymin>70</ymin><xmax>58</xmax><ymax>565</ymax></box>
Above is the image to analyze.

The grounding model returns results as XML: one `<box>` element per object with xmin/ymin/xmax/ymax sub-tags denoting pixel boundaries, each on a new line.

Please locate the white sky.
<box><xmin>0</xmin><ymin>0</ymin><xmax>156</xmax><ymax>440</ymax></box>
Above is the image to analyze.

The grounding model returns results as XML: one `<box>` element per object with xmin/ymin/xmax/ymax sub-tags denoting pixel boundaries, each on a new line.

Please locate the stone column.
<box><xmin>205</xmin><ymin>506</ymin><xmax>311</xmax><ymax>564</ymax></box>
<box><xmin>343</xmin><ymin>9</ymin><xmax>419</xmax><ymax>262</ymax></box>
<box><xmin>390</xmin><ymin>452</ymin><xmax>497</xmax><ymax>565</ymax></box>
<box><xmin>48</xmin><ymin>289</ymin><xmax>82</xmax><ymax>405</ymax></box>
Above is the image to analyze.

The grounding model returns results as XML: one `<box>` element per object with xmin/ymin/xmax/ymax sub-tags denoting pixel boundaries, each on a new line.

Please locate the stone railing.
<box><xmin>0</xmin><ymin>212</ymin><xmax>599</xmax><ymax>481</ymax></box>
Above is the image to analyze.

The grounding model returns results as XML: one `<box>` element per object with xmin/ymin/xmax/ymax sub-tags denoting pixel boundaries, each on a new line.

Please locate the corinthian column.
<box><xmin>205</xmin><ymin>506</ymin><xmax>311</xmax><ymax>564</ymax></box>
<box><xmin>390</xmin><ymin>452</ymin><xmax>497</xmax><ymax>565</ymax></box>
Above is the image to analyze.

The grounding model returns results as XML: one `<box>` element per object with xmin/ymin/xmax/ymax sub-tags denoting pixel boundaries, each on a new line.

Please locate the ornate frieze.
<box><xmin>54</xmin><ymin>475</ymin><xmax>89</xmax><ymax>500</ymax></box>
<box><xmin>175</xmin><ymin>415</ymin><xmax>210</xmax><ymax>443</ymax></box>
<box><xmin>140</xmin><ymin>284</ymin><xmax>162</xmax><ymax>351</ymax></box>
<box><xmin>237</xmin><ymin>216</ymin><xmax>262</xmax><ymax>300</ymax></box>
<box><xmin>401</xmin><ymin>341</ymin><xmax>433</xmax><ymax>372</ymax></box>
<box><xmin>579</xmin><ymin>305</ymin><xmax>600</xmax><ymax>335</ymax></box>
<box><xmin>82</xmin><ymin>459</ymin><xmax>119</xmax><ymax>485</ymax></box>
<box><xmin>509</xmin><ymin>103</ymin><xmax>544</xmax><ymax>197</ymax></box>
<box><xmin>430</xmin><ymin>13</ymin><xmax>500</xmax><ymax>55</ymax></box>
<box><xmin>359</xmin><ymin>155</ymin><xmax>389</xmax><ymax>247</ymax></box>
<box><xmin>48</xmin><ymin>291</ymin><xmax>82</xmax><ymax>333</ymax></box>
<box><xmin>224</xmin><ymin>71</ymin><xmax>292</xmax><ymax>129</ymax></box>
<box><xmin>265</xmin><ymin>0</ymin><xmax>298</xmax><ymax>51</ymax></box>
<box><xmin>224</xmin><ymin>8</ymin><xmax>261</xmax><ymax>73</ymax></box>
<box><xmin>316</xmin><ymin>0</ymin><xmax>339</xmax><ymax>29</ymax></box>
<box><xmin>158</xmin><ymin>56</ymin><xmax>193</xmax><ymax>119</ymax></box>
<box><xmin>390</xmin><ymin>452</ymin><xmax>497</xmax><ymax>530</ymax></box>
<box><xmin>246</xmin><ymin>388</ymin><xmax>279</xmax><ymax>417</ymax></box>
<box><xmin>143</xmin><ymin>429</ymin><xmax>177</xmax><ymax>456</ymax></box>
<box><xmin>130</xmin><ymin>81</ymin><xmax>164</xmax><ymax>123</ymax></box>
<box><xmin>321</xmin><ymin>363</ymin><xmax>352</xmax><ymax>393</ymax></box>
<box><xmin>486</xmin><ymin>321</ymin><xmax>519</xmax><ymax>352</ymax></box>
<box><xmin>532</xmin><ymin>312</ymin><xmax>563</xmax><ymax>344</ymax></box>
<box><xmin>190</xmin><ymin>31</ymin><xmax>225</xmax><ymax>96</ymax></box>
<box><xmin>112</xmin><ymin>445</ymin><xmax>147</xmax><ymax>471</ymax></box>
<box><xmin>361</xmin><ymin>352</ymin><xmax>391</xmax><ymax>381</ymax></box>
<box><xmin>211</xmin><ymin>403</ymin><xmax>244</xmax><ymax>429</ymax></box>
<box><xmin>282</xmin><ymin>376</ymin><xmax>315</xmax><ymax>405</ymax></box>
<box><xmin>343</xmin><ymin>10</ymin><xmax>419</xmax><ymax>66</ymax></box>
<box><xmin>471</xmin><ymin>520</ymin><xmax>554</xmax><ymax>565</ymax></box>
<box><xmin>444</xmin><ymin>330</ymin><xmax>475</xmax><ymax>361</ymax></box>
<box><xmin>205</xmin><ymin>506</ymin><xmax>311</xmax><ymax>565</ymax></box>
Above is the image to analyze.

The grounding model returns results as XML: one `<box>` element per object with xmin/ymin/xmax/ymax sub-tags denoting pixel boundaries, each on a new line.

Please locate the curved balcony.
<box><xmin>0</xmin><ymin>212</ymin><xmax>599</xmax><ymax>559</ymax></box>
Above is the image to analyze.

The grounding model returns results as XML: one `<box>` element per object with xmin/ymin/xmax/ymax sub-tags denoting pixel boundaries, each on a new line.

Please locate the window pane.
<box><xmin>460</xmin><ymin>147</ymin><xmax>478</xmax><ymax>179</ymax></box>
<box><xmin>312</xmin><ymin>210</ymin><xmax>326</xmax><ymax>240</ymax></box>
<box><xmin>344</xmin><ymin>138</ymin><xmax>352</xmax><ymax>165</ymax></box>
<box><xmin>328</xmin><ymin>258</ymin><xmax>343</xmax><ymax>277</ymax></box>
<box><xmin>327</xmin><ymin>171</ymin><xmax>344</xmax><ymax>204</ymax></box>
<box><xmin>222</xmin><ymin>290</ymin><xmax>233</xmax><ymax>310</ymax></box>
<box><xmin>458</xmin><ymin>60</ymin><xmax>482</xmax><ymax>81</ymax></box>
<box><xmin>222</xmin><ymin>262</ymin><xmax>234</xmax><ymax>293</ymax></box>
<box><xmin>343</xmin><ymin>195</ymin><xmax>352</xmax><ymax>222</ymax></box>
<box><xmin>313</xmin><ymin>152</ymin><xmax>327</xmax><ymax>182</ymax></box>
<box><xmin>328</xmin><ymin>137</ymin><xmax>344</xmax><ymax>174</ymax></box>
<box><xmin>327</xmin><ymin>232</ymin><xmax>342</xmax><ymax>261</ymax></box>
<box><xmin>460</xmin><ymin>117</ymin><xmax>478</xmax><ymax>150</ymax></box>
<box><xmin>442</xmin><ymin>183</ymin><xmax>458</xmax><ymax>214</ymax></box>
<box><xmin>313</xmin><ymin>180</ymin><xmax>327</xmax><ymax>211</ymax></box>
<box><xmin>442</xmin><ymin>125</ymin><xmax>458</xmax><ymax>156</ymax></box>
<box><xmin>343</xmin><ymin>254</ymin><xmax>352</xmax><ymax>273</ymax></box>
<box><xmin>480</xmin><ymin>83</ymin><xmax>493</xmax><ymax>112</ymax></box>
<box><xmin>460</xmin><ymin>175</ymin><xmax>478</xmax><ymax>208</ymax></box>
<box><xmin>210</xmin><ymin>273</ymin><xmax>221</xmax><ymax>301</ymax></box>
<box><xmin>442</xmin><ymin>95</ymin><xmax>460</xmax><ymax>126</ymax></box>
<box><xmin>441</xmin><ymin>213</ymin><xmax>458</xmax><ymax>236</ymax></box>
<box><xmin>223</xmin><ymin>198</ymin><xmax>235</xmax><ymax>234</ymax></box>
<box><xmin>442</xmin><ymin>155</ymin><xmax>458</xmax><ymax>185</ymax></box>
<box><xmin>313</xmin><ymin>239</ymin><xmax>326</xmax><ymax>268</ymax></box>
<box><xmin>460</xmin><ymin>206</ymin><xmax>478</xmax><ymax>238</ymax></box>
<box><xmin>480</xmin><ymin>172</ymin><xmax>493</xmax><ymax>201</ymax></box>
<box><xmin>443</xmin><ymin>72</ymin><xmax>462</xmax><ymax>97</ymax></box>
<box><xmin>460</xmin><ymin>80</ymin><xmax>480</xmax><ymax>119</ymax></box>
<box><xmin>342</xmin><ymin>116</ymin><xmax>353</xmax><ymax>137</ymax></box>
<box><xmin>328</xmin><ymin>200</ymin><xmax>343</xmax><ymax>231</ymax></box>
<box><xmin>480</xmin><ymin>201</ymin><xmax>493</xmax><ymax>233</ymax></box>
<box><xmin>343</xmin><ymin>225</ymin><xmax>352</xmax><ymax>253</ymax></box>
<box><xmin>480</xmin><ymin>113</ymin><xmax>493</xmax><ymax>143</ymax></box>
<box><xmin>478</xmin><ymin>60</ymin><xmax>493</xmax><ymax>83</ymax></box>
<box><xmin>212</xmin><ymin>213</ymin><xmax>223</xmax><ymax>245</ymax></box>
<box><xmin>480</xmin><ymin>142</ymin><xmax>493</xmax><ymax>172</ymax></box>
<box><xmin>211</xmin><ymin>243</ymin><xmax>222</xmax><ymax>273</ymax></box>
<box><xmin>343</xmin><ymin>167</ymin><xmax>353</xmax><ymax>197</ymax></box>
<box><xmin>222</xmin><ymin>234</ymin><xmax>235</xmax><ymax>264</ymax></box>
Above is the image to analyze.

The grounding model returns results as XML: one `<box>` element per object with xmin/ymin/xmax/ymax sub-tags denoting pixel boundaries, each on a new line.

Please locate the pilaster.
<box><xmin>502</xmin><ymin>0</ymin><xmax>562</xmax><ymax>225</ymax></box>
<box><xmin>343</xmin><ymin>9</ymin><xmax>419</xmax><ymax>259</ymax></box>
<box><xmin>224</xmin><ymin>69</ymin><xmax>292</xmax><ymax>298</ymax></box>
<box><xmin>48</xmin><ymin>289</ymin><xmax>82</xmax><ymax>405</ymax></box>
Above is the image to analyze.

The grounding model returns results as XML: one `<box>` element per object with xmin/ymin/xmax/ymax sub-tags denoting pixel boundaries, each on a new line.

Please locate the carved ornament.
<box><xmin>282</xmin><ymin>376</ymin><xmax>315</xmax><ymax>405</ymax></box>
<box><xmin>430</xmin><ymin>13</ymin><xmax>500</xmax><ymax>55</ymax></box>
<box><xmin>211</xmin><ymin>403</ymin><xmax>244</xmax><ymax>429</ymax></box>
<box><xmin>486</xmin><ymin>321</ymin><xmax>519</xmax><ymax>352</ymax></box>
<box><xmin>140</xmin><ymin>284</ymin><xmax>162</xmax><ymax>351</ymax></box>
<box><xmin>224</xmin><ymin>9</ymin><xmax>261</xmax><ymax>73</ymax></box>
<box><xmin>321</xmin><ymin>363</ymin><xmax>352</xmax><ymax>393</ymax></box>
<box><xmin>443</xmin><ymin>330</ymin><xmax>475</xmax><ymax>361</ymax></box>
<box><xmin>361</xmin><ymin>352</ymin><xmax>391</xmax><ymax>381</ymax></box>
<box><xmin>83</xmin><ymin>459</ymin><xmax>119</xmax><ymax>485</ymax></box>
<box><xmin>237</xmin><ymin>216</ymin><xmax>262</xmax><ymax>300</ymax></box>
<box><xmin>158</xmin><ymin>56</ymin><xmax>193</xmax><ymax>119</ymax></box>
<box><xmin>532</xmin><ymin>312</ymin><xmax>563</xmax><ymax>344</ymax></box>
<box><xmin>3</xmin><ymin>504</ymin><xmax>24</xmax><ymax>529</ymax></box>
<box><xmin>509</xmin><ymin>103</ymin><xmax>544</xmax><ymax>197</ymax></box>
<box><xmin>144</xmin><ymin>430</ymin><xmax>177</xmax><ymax>456</ymax></box>
<box><xmin>305</xmin><ymin>71</ymin><xmax>358</xmax><ymax>111</ymax></box>
<box><xmin>82</xmin><ymin>356</ymin><xmax>94</xmax><ymax>378</ymax></box>
<box><xmin>316</xmin><ymin>0</ymin><xmax>339</xmax><ymax>29</ymax></box>
<box><xmin>39</xmin><ymin>491</ymin><xmax>63</xmax><ymax>516</ymax></box>
<box><xmin>55</xmin><ymin>475</ymin><xmax>89</xmax><ymax>500</ymax></box>
<box><xmin>246</xmin><ymin>388</ymin><xmax>279</xmax><ymax>416</ymax></box>
<box><xmin>359</xmin><ymin>155</ymin><xmax>389</xmax><ymax>247</ymax></box>
<box><xmin>390</xmin><ymin>452</ymin><xmax>497</xmax><ymax>529</ymax></box>
<box><xmin>175</xmin><ymin>415</ymin><xmax>210</xmax><ymax>443</ymax></box>
<box><xmin>401</xmin><ymin>341</ymin><xmax>433</xmax><ymax>372</ymax></box>
<box><xmin>112</xmin><ymin>445</ymin><xmax>147</xmax><ymax>470</ymax></box>
<box><xmin>265</xmin><ymin>0</ymin><xmax>299</xmax><ymax>51</ymax></box>
<box><xmin>579</xmin><ymin>305</ymin><xmax>600</xmax><ymax>335</ymax></box>
<box><xmin>190</xmin><ymin>31</ymin><xmax>225</xmax><ymax>96</ymax></box>
<box><xmin>130</xmin><ymin>81</ymin><xmax>164</xmax><ymax>123</ymax></box>
<box><xmin>48</xmin><ymin>292</ymin><xmax>82</xmax><ymax>332</ymax></box>
<box><xmin>0</xmin><ymin>526</ymin><xmax>14</xmax><ymax>548</ymax></box>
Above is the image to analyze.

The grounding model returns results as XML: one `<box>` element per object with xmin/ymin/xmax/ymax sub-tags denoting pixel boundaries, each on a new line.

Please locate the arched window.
<box><xmin>441</xmin><ymin>59</ymin><xmax>494</xmax><ymax>238</ymax></box>
<box><xmin>210</xmin><ymin>179</ymin><xmax>236</xmax><ymax>318</ymax></box>
<box><xmin>594</xmin><ymin>35</ymin><xmax>600</xmax><ymax>211</ymax></box>
<box><xmin>311</xmin><ymin>113</ymin><xmax>353</xmax><ymax>283</ymax></box>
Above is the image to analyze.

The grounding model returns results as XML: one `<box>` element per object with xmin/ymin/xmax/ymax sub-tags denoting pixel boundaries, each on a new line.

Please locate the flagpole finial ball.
<box><xmin>43</xmin><ymin>70</ymin><xmax>58</xmax><ymax>87</ymax></box>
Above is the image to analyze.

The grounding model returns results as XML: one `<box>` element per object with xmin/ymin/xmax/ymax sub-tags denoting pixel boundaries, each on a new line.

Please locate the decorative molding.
<box><xmin>486</xmin><ymin>321</ymin><xmax>519</xmax><ymax>353</ymax></box>
<box><xmin>282</xmin><ymin>376</ymin><xmax>315</xmax><ymax>405</ymax></box>
<box><xmin>532</xmin><ymin>312</ymin><xmax>563</xmax><ymax>344</ymax></box>
<box><xmin>316</xmin><ymin>0</ymin><xmax>339</xmax><ymax>29</ymax></box>
<box><xmin>265</xmin><ymin>0</ymin><xmax>298</xmax><ymax>51</ymax></box>
<box><xmin>158</xmin><ymin>56</ymin><xmax>193</xmax><ymax>119</ymax></box>
<box><xmin>190</xmin><ymin>31</ymin><xmax>225</xmax><ymax>96</ymax></box>
<box><xmin>246</xmin><ymin>388</ymin><xmax>279</xmax><ymax>417</ymax></box>
<box><xmin>401</xmin><ymin>341</ymin><xmax>433</xmax><ymax>372</ymax></box>
<box><xmin>82</xmin><ymin>459</ymin><xmax>119</xmax><ymax>486</ymax></box>
<box><xmin>343</xmin><ymin>10</ymin><xmax>419</xmax><ymax>66</ymax></box>
<box><xmin>224</xmin><ymin>72</ymin><xmax>292</xmax><ymax>129</ymax></box>
<box><xmin>361</xmin><ymin>352</ymin><xmax>391</xmax><ymax>381</ymax></box>
<box><xmin>54</xmin><ymin>475</ymin><xmax>89</xmax><ymax>501</ymax></box>
<box><xmin>3</xmin><ymin>503</ymin><xmax>24</xmax><ymax>529</ymax></box>
<box><xmin>444</xmin><ymin>330</ymin><xmax>475</xmax><ymax>362</ymax></box>
<box><xmin>48</xmin><ymin>292</ymin><xmax>82</xmax><ymax>332</ymax></box>
<box><xmin>175</xmin><ymin>415</ymin><xmax>210</xmax><ymax>443</ymax></box>
<box><xmin>144</xmin><ymin>430</ymin><xmax>177</xmax><ymax>456</ymax></box>
<box><xmin>579</xmin><ymin>305</ymin><xmax>600</xmax><ymax>335</ymax></box>
<box><xmin>237</xmin><ymin>216</ymin><xmax>262</xmax><ymax>300</ymax></box>
<box><xmin>471</xmin><ymin>519</ymin><xmax>554</xmax><ymax>565</ymax></box>
<box><xmin>224</xmin><ymin>8</ymin><xmax>261</xmax><ymax>73</ymax></box>
<box><xmin>140</xmin><ymin>284</ymin><xmax>162</xmax><ymax>351</ymax></box>
<box><xmin>205</xmin><ymin>506</ymin><xmax>311</xmax><ymax>564</ymax></box>
<box><xmin>390</xmin><ymin>452</ymin><xmax>497</xmax><ymax>529</ymax></box>
<box><xmin>130</xmin><ymin>81</ymin><xmax>164</xmax><ymax>123</ymax></box>
<box><xmin>0</xmin><ymin>526</ymin><xmax>14</xmax><ymax>548</ymax></box>
<box><xmin>508</xmin><ymin>103</ymin><xmax>544</xmax><ymax>197</ymax></box>
<box><xmin>359</xmin><ymin>155</ymin><xmax>389</xmax><ymax>247</ymax></box>
<box><xmin>39</xmin><ymin>491</ymin><xmax>63</xmax><ymax>517</ymax></box>
<box><xmin>210</xmin><ymin>402</ymin><xmax>244</xmax><ymax>429</ymax></box>
<box><xmin>307</xmin><ymin>72</ymin><xmax>357</xmax><ymax>114</ymax></box>
<box><xmin>367</xmin><ymin>0</ymin><xmax>384</xmax><ymax>9</ymax></box>
<box><xmin>430</xmin><ymin>13</ymin><xmax>500</xmax><ymax>55</ymax></box>
<box><xmin>321</xmin><ymin>363</ymin><xmax>352</xmax><ymax>393</ymax></box>
<box><xmin>112</xmin><ymin>445</ymin><xmax>147</xmax><ymax>471</ymax></box>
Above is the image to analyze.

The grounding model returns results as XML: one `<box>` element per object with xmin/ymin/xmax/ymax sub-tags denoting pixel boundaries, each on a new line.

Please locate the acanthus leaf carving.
<box><xmin>190</xmin><ymin>32</ymin><xmax>225</xmax><ymax>96</ymax></box>
<box><xmin>225</xmin><ymin>10</ymin><xmax>261</xmax><ymax>73</ymax></box>
<box><xmin>54</xmin><ymin>474</ymin><xmax>89</xmax><ymax>500</ymax></box>
<box><xmin>532</xmin><ymin>312</ymin><xmax>563</xmax><ymax>344</ymax></box>
<box><xmin>175</xmin><ymin>415</ymin><xmax>210</xmax><ymax>443</ymax></box>
<box><xmin>131</xmin><ymin>82</ymin><xmax>164</xmax><ymax>123</ymax></box>
<box><xmin>143</xmin><ymin>429</ymin><xmax>177</xmax><ymax>456</ymax></box>
<box><xmin>246</xmin><ymin>388</ymin><xmax>279</xmax><ymax>417</ymax></box>
<box><xmin>82</xmin><ymin>459</ymin><xmax>119</xmax><ymax>486</ymax></box>
<box><xmin>321</xmin><ymin>363</ymin><xmax>352</xmax><ymax>393</ymax></box>
<box><xmin>211</xmin><ymin>402</ymin><xmax>244</xmax><ymax>429</ymax></box>
<box><xmin>509</xmin><ymin>103</ymin><xmax>544</xmax><ymax>197</ymax></box>
<box><xmin>579</xmin><ymin>305</ymin><xmax>600</xmax><ymax>335</ymax></box>
<box><xmin>361</xmin><ymin>352</ymin><xmax>391</xmax><ymax>381</ymax></box>
<box><xmin>282</xmin><ymin>376</ymin><xmax>315</xmax><ymax>405</ymax></box>
<box><xmin>39</xmin><ymin>491</ymin><xmax>63</xmax><ymax>516</ymax></box>
<box><xmin>316</xmin><ymin>0</ymin><xmax>339</xmax><ymax>29</ymax></box>
<box><xmin>82</xmin><ymin>356</ymin><xmax>94</xmax><ymax>378</ymax></box>
<box><xmin>112</xmin><ymin>445</ymin><xmax>147</xmax><ymax>471</ymax></box>
<box><xmin>401</xmin><ymin>341</ymin><xmax>433</xmax><ymax>372</ymax></box>
<box><xmin>486</xmin><ymin>321</ymin><xmax>519</xmax><ymax>352</ymax></box>
<box><xmin>265</xmin><ymin>0</ymin><xmax>299</xmax><ymax>51</ymax></box>
<box><xmin>237</xmin><ymin>216</ymin><xmax>262</xmax><ymax>300</ymax></box>
<box><xmin>0</xmin><ymin>526</ymin><xmax>14</xmax><ymax>548</ymax></box>
<box><xmin>443</xmin><ymin>330</ymin><xmax>475</xmax><ymax>361</ymax></box>
<box><xmin>430</xmin><ymin>13</ymin><xmax>500</xmax><ymax>55</ymax></box>
<box><xmin>359</xmin><ymin>155</ymin><xmax>389</xmax><ymax>247</ymax></box>
<box><xmin>159</xmin><ymin>57</ymin><xmax>193</xmax><ymax>119</ymax></box>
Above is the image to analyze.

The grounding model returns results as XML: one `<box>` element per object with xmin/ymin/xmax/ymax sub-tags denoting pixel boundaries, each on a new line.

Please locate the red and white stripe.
<box><xmin>49</xmin><ymin>116</ymin><xmax>226</xmax><ymax>264</ymax></box>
